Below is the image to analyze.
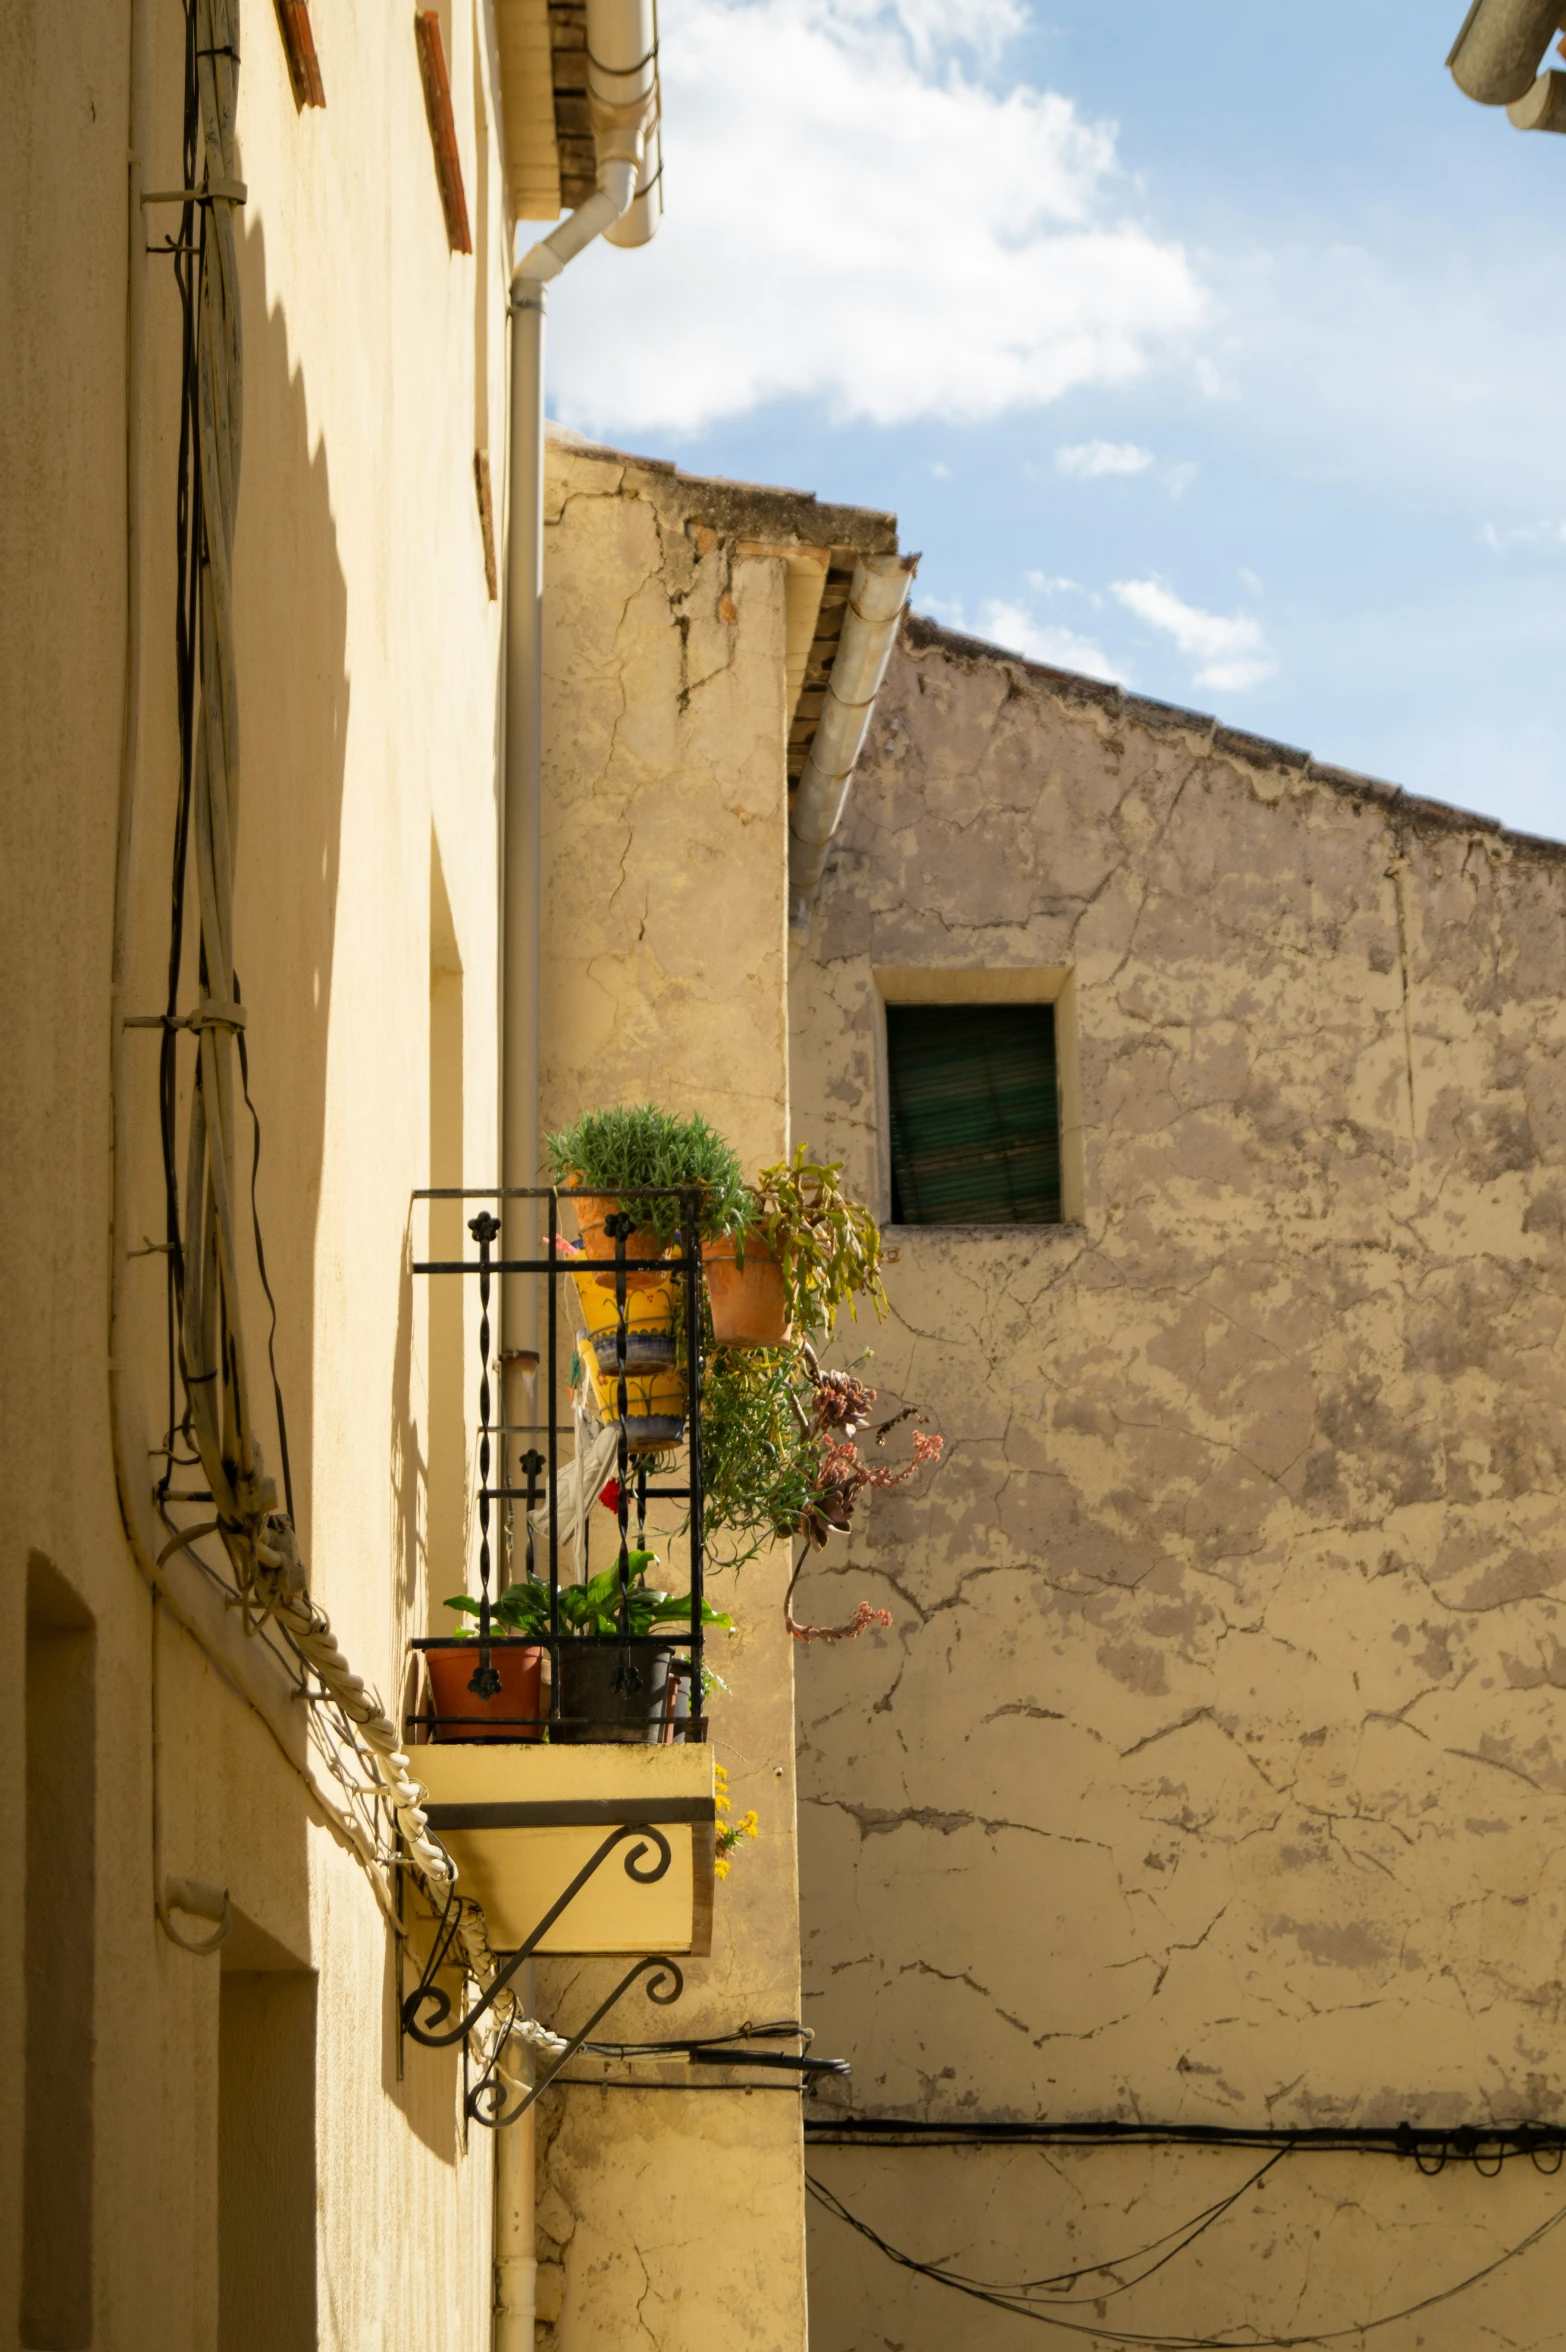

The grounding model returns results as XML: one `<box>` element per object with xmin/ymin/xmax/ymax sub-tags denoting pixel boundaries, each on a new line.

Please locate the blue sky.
<box><xmin>541</xmin><ymin>0</ymin><xmax>1566</xmax><ymax>838</ymax></box>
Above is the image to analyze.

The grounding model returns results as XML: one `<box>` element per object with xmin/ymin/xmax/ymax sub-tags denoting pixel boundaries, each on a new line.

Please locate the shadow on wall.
<box><xmin>230</xmin><ymin>217</ymin><xmax>464</xmax><ymax>2162</ymax></box>
<box><xmin>229</xmin><ymin>212</ymin><xmax>348</xmax><ymax>1575</ymax></box>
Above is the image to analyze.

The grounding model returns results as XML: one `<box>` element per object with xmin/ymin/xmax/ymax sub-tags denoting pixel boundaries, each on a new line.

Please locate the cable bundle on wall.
<box><xmin>152</xmin><ymin>0</ymin><xmax>456</xmax><ymax>1897</ymax></box>
<box><xmin>110</xmin><ymin>0</ymin><xmax>530</xmax><ymax>2042</ymax></box>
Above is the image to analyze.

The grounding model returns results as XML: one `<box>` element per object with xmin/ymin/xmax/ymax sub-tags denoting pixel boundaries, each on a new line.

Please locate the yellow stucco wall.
<box><xmin>2</xmin><ymin>0</ymin><xmax>508</xmax><ymax>2339</ymax></box>
<box><xmin>531</xmin><ymin>438</ymin><xmax>811</xmax><ymax>2352</ymax></box>
<box><xmin>791</xmin><ymin>621</ymin><xmax>1566</xmax><ymax>2348</ymax></box>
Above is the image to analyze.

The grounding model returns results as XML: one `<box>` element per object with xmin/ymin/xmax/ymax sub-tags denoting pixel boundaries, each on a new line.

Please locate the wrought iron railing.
<box><xmin>407</xmin><ymin>1185</ymin><xmax>709</xmax><ymax>1744</ymax></box>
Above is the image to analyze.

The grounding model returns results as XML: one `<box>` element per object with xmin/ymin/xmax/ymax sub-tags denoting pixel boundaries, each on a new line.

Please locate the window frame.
<box><xmin>873</xmin><ymin>966</ymin><xmax>1084</xmax><ymax>1231</ymax></box>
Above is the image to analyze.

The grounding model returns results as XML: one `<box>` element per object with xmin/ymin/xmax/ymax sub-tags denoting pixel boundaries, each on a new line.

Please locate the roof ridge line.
<box><xmin>899</xmin><ymin>610</ymin><xmax>1566</xmax><ymax>864</ymax></box>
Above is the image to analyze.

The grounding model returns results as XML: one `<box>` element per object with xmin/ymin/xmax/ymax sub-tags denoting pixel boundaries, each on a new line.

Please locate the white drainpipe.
<box><xmin>788</xmin><ymin>552</ymin><xmax>918</xmax><ymax>928</ymax></box>
<box><xmin>494</xmin><ymin>12</ymin><xmax>659</xmax><ymax>2347</ymax></box>
<box><xmin>492</xmin><ymin>1962</ymin><xmax>539</xmax><ymax>2352</ymax></box>
<box><xmin>500</xmin><ymin>0</ymin><xmax>660</xmax><ymax>1368</ymax></box>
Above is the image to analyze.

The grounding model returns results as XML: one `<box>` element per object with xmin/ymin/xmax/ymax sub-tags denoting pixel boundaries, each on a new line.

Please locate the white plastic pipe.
<box><xmin>495</xmin><ymin>19</ymin><xmax>658</xmax><ymax>2341</ymax></box>
<box><xmin>499</xmin><ymin>0</ymin><xmax>657</xmax><ymax>1359</ymax></box>
<box><xmin>1447</xmin><ymin>0</ymin><xmax>1564</xmax><ymax>103</ymax></box>
<box><xmin>499</xmin><ymin>151</ymin><xmax>640</xmax><ymax>1358</ymax></box>
<box><xmin>788</xmin><ymin>552</ymin><xmax>918</xmax><ymax>925</ymax></box>
<box><xmin>590</xmin><ymin>0</ymin><xmax>663</xmax><ymax>247</ymax></box>
<box><xmin>494</xmin><ymin>2098</ymin><xmax>537</xmax><ymax>2352</ymax></box>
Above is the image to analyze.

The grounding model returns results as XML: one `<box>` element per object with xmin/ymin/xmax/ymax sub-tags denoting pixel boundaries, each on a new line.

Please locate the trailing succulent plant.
<box><xmin>699</xmin><ymin>1341</ymin><xmax>942</xmax><ymax>1585</ymax></box>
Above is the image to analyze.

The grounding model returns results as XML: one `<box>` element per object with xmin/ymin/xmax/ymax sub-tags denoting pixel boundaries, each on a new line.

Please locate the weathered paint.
<box><xmin>529</xmin><ymin>436</ymin><xmax>895</xmax><ymax>2352</ymax></box>
<box><xmin>791</xmin><ymin>617</ymin><xmax>1566</xmax><ymax>2349</ymax></box>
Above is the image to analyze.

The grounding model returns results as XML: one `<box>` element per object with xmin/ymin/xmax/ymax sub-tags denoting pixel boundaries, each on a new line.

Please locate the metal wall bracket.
<box><xmin>468</xmin><ymin>1954</ymin><xmax>684</xmax><ymax>2129</ymax></box>
<box><xmin>400</xmin><ymin>1821</ymin><xmax>685</xmax><ymax>2122</ymax></box>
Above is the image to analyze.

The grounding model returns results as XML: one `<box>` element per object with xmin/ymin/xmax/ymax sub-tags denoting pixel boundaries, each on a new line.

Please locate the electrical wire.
<box><xmin>549</xmin><ymin>2076</ymin><xmax>806</xmax><ymax>2094</ymax></box>
<box><xmin>574</xmin><ymin>2019</ymin><xmax>848</xmax><ymax>2077</ymax></box>
<box><xmin>806</xmin><ymin>2169</ymin><xmax>1566</xmax><ymax>2347</ymax></box>
<box><xmin>235</xmin><ymin>1001</ymin><xmax>295</xmax><ymax>1521</ymax></box>
<box><xmin>817</xmin><ymin>2150</ymin><xmax>1290</xmax><ymax>2308</ymax></box>
<box><xmin>804</xmin><ymin>2116</ymin><xmax>1566</xmax><ymax>2167</ymax></box>
<box><xmin>584</xmin><ymin>2016</ymin><xmax>814</xmax><ymax>2054</ymax></box>
<box><xmin>110</xmin><ymin>0</ymin><xmax>536</xmax><ymax>2048</ymax></box>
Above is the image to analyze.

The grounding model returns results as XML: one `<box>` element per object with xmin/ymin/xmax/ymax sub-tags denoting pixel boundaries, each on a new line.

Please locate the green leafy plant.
<box><xmin>444</xmin><ymin>1552</ymin><xmax>732</xmax><ymax>1641</ymax></box>
<box><xmin>699</xmin><ymin>1343</ymin><xmax>943</xmax><ymax>1581</ymax></box>
<box><xmin>699</xmin><ymin>1348</ymin><xmax>824</xmax><ymax>1570</ymax></box>
<box><xmin>743</xmin><ymin>1147</ymin><xmax>887</xmax><ymax>1337</ymax></box>
<box><xmin>544</xmin><ymin>1103</ymin><xmax>748</xmax><ymax>1248</ymax></box>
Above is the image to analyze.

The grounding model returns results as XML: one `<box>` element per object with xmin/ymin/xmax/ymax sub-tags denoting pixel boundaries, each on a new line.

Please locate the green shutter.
<box><xmin>886</xmin><ymin>1003</ymin><xmax>1062</xmax><ymax>1225</ymax></box>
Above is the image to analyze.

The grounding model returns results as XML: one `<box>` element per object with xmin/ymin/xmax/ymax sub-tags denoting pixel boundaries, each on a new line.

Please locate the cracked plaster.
<box><xmin>531</xmin><ymin>445</ymin><xmax>894</xmax><ymax>2352</ymax></box>
<box><xmin>791</xmin><ymin>621</ymin><xmax>1566</xmax><ymax>2349</ymax></box>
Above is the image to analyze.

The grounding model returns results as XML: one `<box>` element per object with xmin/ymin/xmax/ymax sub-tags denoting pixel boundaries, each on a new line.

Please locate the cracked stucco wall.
<box><xmin>789</xmin><ymin>622</ymin><xmax>1566</xmax><ymax>2348</ymax></box>
<box><xmin>532</xmin><ymin>439</ymin><xmax>833</xmax><ymax>2352</ymax></box>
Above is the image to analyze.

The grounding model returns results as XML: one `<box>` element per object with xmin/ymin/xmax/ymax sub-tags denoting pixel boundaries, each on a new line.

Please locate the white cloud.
<box><xmin>1055</xmin><ymin>439</ymin><xmax>1154</xmax><ymax>479</ymax></box>
<box><xmin>980</xmin><ymin>599</ymin><xmax>1125</xmax><ymax>683</ymax></box>
<box><xmin>1026</xmin><ymin>571</ymin><xmax>1083</xmax><ymax>594</ymax></box>
<box><xmin>1112</xmin><ymin>576</ymin><xmax>1275</xmax><ymax>692</ymax></box>
<box><xmin>1482</xmin><ymin>519</ymin><xmax>1566</xmax><ymax>551</ymax></box>
<box><xmin>929</xmin><ymin>460</ymin><xmax>953</xmax><ymax>480</ymax></box>
<box><xmin>546</xmin><ymin>0</ymin><xmax>1209</xmax><ymax>435</ymax></box>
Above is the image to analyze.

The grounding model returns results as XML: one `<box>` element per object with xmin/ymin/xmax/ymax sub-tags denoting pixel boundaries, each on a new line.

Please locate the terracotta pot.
<box><xmin>703</xmin><ymin>1235</ymin><xmax>790</xmax><ymax>1347</ymax></box>
<box><xmin>567</xmin><ymin>1189</ymin><xmax>665</xmax><ymax>1292</ymax></box>
<box><xmin>425</xmin><ymin>1642</ymin><xmax>545</xmax><ymax>1741</ymax></box>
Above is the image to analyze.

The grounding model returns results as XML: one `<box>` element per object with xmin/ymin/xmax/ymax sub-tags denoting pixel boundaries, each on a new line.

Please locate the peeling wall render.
<box><xmin>791</xmin><ymin>616</ymin><xmax>1566</xmax><ymax>2350</ymax></box>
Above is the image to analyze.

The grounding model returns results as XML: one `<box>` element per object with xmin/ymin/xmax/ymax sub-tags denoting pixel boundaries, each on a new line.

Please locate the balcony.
<box><xmin>408</xmin><ymin>1186</ymin><xmax>714</xmax><ymax>1746</ymax></box>
<box><xmin>400</xmin><ymin>1188</ymin><xmax>718</xmax><ymax>2105</ymax></box>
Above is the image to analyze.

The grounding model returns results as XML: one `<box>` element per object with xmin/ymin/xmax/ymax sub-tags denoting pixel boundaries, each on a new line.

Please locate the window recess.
<box><xmin>886</xmin><ymin>1002</ymin><xmax>1063</xmax><ymax>1226</ymax></box>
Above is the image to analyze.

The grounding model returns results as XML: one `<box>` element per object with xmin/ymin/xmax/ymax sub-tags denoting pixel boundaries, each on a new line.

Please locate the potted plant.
<box><xmin>698</xmin><ymin>1346</ymin><xmax>824</xmax><ymax>1568</ymax></box>
<box><xmin>444</xmin><ymin>1554</ymin><xmax>732</xmax><ymax>1744</ymax></box>
<box><xmin>547</xmin><ymin>1231</ymin><xmax>690</xmax><ymax>1452</ymax></box>
<box><xmin>423</xmin><ymin>1611</ymin><xmax>547</xmax><ymax>1742</ymax></box>
<box><xmin>706</xmin><ymin>1148</ymin><xmax>887</xmax><ymax>1348</ymax></box>
<box><xmin>544</xmin><ymin>1102</ymin><xmax>748</xmax><ymax>1290</ymax></box>
<box><xmin>698</xmin><ymin>1344</ymin><xmax>942</xmax><ymax>1637</ymax></box>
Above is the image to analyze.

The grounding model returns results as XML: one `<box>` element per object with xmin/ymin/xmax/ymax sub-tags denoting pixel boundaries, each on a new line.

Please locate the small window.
<box><xmin>886</xmin><ymin>1002</ymin><xmax>1062</xmax><ymax>1225</ymax></box>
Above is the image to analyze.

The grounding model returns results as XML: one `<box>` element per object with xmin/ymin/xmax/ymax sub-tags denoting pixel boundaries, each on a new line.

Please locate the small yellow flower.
<box><xmin>739</xmin><ymin>1810</ymin><xmax>760</xmax><ymax>1840</ymax></box>
<box><xmin>714</xmin><ymin>1854</ymin><xmax>731</xmax><ymax>1880</ymax></box>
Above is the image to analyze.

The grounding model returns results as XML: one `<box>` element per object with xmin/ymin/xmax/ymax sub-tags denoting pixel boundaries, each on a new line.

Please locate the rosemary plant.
<box><xmin>544</xmin><ymin>1102</ymin><xmax>749</xmax><ymax>1248</ymax></box>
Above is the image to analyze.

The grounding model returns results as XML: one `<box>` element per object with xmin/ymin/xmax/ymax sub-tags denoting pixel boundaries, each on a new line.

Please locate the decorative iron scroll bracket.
<box><xmin>401</xmin><ymin>1822</ymin><xmax>679</xmax><ymax>2053</ymax></box>
<box><xmin>469</xmin><ymin>1953</ymin><xmax>684</xmax><ymax>2130</ymax></box>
